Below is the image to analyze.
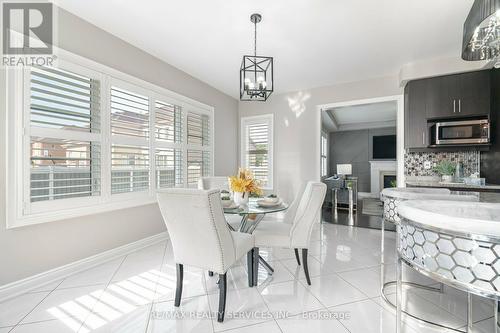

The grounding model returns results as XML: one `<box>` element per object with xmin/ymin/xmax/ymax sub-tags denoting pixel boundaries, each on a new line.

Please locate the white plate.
<box><xmin>223</xmin><ymin>202</ymin><xmax>239</xmax><ymax>210</ymax></box>
<box><xmin>257</xmin><ymin>199</ymin><xmax>283</xmax><ymax>208</ymax></box>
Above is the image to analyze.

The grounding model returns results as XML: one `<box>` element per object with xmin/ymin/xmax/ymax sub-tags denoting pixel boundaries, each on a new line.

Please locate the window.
<box><xmin>321</xmin><ymin>131</ymin><xmax>328</xmax><ymax>177</ymax></box>
<box><xmin>28</xmin><ymin>65</ymin><xmax>102</xmax><ymax>212</ymax></box>
<box><xmin>110</xmin><ymin>84</ymin><xmax>150</xmax><ymax>194</ymax></box>
<box><xmin>7</xmin><ymin>55</ymin><xmax>214</xmax><ymax>227</ymax></box>
<box><xmin>241</xmin><ymin>114</ymin><xmax>273</xmax><ymax>189</ymax></box>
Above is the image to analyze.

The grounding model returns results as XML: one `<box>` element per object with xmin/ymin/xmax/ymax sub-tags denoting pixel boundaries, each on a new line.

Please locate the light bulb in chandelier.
<box><xmin>257</xmin><ymin>76</ymin><xmax>267</xmax><ymax>90</ymax></box>
<box><xmin>244</xmin><ymin>78</ymin><xmax>251</xmax><ymax>90</ymax></box>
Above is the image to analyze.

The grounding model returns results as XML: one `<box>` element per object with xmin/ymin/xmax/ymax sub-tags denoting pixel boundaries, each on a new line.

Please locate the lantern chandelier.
<box><xmin>240</xmin><ymin>13</ymin><xmax>274</xmax><ymax>101</ymax></box>
<box><xmin>462</xmin><ymin>0</ymin><xmax>500</xmax><ymax>63</ymax></box>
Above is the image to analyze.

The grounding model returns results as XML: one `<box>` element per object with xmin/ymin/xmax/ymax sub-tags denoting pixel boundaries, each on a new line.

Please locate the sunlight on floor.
<box><xmin>45</xmin><ymin>267</ymin><xmax>191</xmax><ymax>332</ymax></box>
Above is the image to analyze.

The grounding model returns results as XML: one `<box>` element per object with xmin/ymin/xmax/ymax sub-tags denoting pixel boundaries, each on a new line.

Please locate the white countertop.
<box><xmin>406</xmin><ymin>180</ymin><xmax>500</xmax><ymax>191</ymax></box>
<box><xmin>381</xmin><ymin>187</ymin><xmax>462</xmax><ymax>200</ymax></box>
<box><xmin>398</xmin><ymin>200</ymin><xmax>500</xmax><ymax>238</ymax></box>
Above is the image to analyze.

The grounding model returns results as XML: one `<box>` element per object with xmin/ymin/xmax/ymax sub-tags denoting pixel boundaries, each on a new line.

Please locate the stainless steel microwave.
<box><xmin>430</xmin><ymin>119</ymin><xmax>490</xmax><ymax>146</ymax></box>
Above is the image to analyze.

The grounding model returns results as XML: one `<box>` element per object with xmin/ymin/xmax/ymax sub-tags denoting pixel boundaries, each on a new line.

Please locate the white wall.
<box><xmin>0</xmin><ymin>8</ymin><xmax>238</xmax><ymax>285</ymax></box>
<box><xmin>238</xmin><ymin>76</ymin><xmax>402</xmax><ymax>203</ymax></box>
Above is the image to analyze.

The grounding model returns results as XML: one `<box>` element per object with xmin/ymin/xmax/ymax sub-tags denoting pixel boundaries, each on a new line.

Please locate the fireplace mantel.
<box><xmin>369</xmin><ymin>160</ymin><xmax>396</xmax><ymax>196</ymax></box>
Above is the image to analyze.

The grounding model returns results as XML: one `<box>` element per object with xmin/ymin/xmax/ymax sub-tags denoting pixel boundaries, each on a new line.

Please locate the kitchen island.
<box><xmin>396</xmin><ymin>200</ymin><xmax>500</xmax><ymax>332</ymax></box>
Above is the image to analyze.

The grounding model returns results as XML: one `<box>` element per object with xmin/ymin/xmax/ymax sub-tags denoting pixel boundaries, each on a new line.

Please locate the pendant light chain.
<box><xmin>254</xmin><ymin>20</ymin><xmax>257</xmax><ymax>57</ymax></box>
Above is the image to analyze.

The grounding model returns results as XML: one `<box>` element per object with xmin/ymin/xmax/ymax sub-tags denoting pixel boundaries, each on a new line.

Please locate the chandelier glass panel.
<box><xmin>240</xmin><ymin>13</ymin><xmax>274</xmax><ymax>101</ymax></box>
<box><xmin>462</xmin><ymin>0</ymin><xmax>500</xmax><ymax>61</ymax></box>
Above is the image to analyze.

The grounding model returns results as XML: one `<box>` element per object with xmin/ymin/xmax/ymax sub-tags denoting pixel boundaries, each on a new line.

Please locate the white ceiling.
<box><xmin>57</xmin><ymin>0</ymin><xmax>474</xmax><ymax>99</ymax></box>
<box><xmin>323</xmin><ymin>101</ymin><xmax>397</xmax><ymax>132</ymax></box>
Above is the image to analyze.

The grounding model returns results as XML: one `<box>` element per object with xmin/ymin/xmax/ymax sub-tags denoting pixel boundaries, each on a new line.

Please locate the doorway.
<box><xmin>316</xmin><ymin>95</ymin><xmax>404</xmax><ymax>229</ymax></box>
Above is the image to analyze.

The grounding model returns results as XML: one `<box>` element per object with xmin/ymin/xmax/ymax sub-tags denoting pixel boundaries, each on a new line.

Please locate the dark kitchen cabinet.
<box><xmin>405</xmin><ymin>79</ymin><xmax>428</xmax><ymax>149</ymax></box>
<box><xmin>425</xmin><ymin>70</ymin><xmax>490</xmax><ymax>120</ymax></box>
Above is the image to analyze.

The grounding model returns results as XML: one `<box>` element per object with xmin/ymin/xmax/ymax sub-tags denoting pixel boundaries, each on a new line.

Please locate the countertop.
<box><xmin>406</xmin><ymin>180</ymin><xmax>500</xmax><ymax>192</ymax></box>
<box><xmin>398</xmin><ymin>200</ymin><xmax>500</xmax><ymax>238</ymax></box>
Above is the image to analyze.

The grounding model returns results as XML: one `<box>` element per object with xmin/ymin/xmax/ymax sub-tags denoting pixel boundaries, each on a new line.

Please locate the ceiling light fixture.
<box><xmin>240</xmin><ymin>13</ymin><xmax>274</xmax><ymax>101</ymax></box>
<box><xmin>462</xmin><ymin>0</ymin><xmax>500</xmax><ymax>61</ymax></box>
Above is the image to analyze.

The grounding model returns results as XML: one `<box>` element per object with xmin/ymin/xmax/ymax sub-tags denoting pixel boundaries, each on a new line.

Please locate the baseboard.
<box><xmin>0</xmin><ymin>232</ymin><xmax>169</xmax><ymax>302</ymax></box>
<box><xmin>358</xmin><ymin>192</ymin><xmax>378</xmax><ymax>199</ymax></box>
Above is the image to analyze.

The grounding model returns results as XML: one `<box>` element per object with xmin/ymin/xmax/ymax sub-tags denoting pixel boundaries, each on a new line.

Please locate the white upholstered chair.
<box><xmin>198</xmin><ymin>176</ymin><xmax>242</xmax><ymax>232</ymax></box>
<box><xmin>197</xmin><ymin>177</ymin><xmax>230</xmax><ymax>192</ymax></box>
<box><xmin>157</xmin><ymin>188</ymin><xmax>255</xmax><ymax>322</ymax></box>
<box><xmin>252</xmin><ymin>182</ymin><xmax>327</xmax><ymax>285</ymax></box>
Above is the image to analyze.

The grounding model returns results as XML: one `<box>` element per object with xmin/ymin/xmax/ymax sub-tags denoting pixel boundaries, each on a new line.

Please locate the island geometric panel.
<box><xmin>398</xmin><ymin>219</ymin><xmax>500</xmax><ymax>297</ymax></box>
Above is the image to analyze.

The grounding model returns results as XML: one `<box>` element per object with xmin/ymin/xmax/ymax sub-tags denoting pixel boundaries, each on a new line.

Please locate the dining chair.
<box><xmin>198</xmin><ymin>177</ymin><xmax>230</xmax><ymax>192</ymax></box>
<box><xmin>198</xmin><ymin>176</ymin><xmax>242</xmax><ymax>232</ymax></box>
<box><xmin>157</xmin><ymin>188</ymin><xmax>255</xmax><ymax>322</ymax></box>
<box><xmin>252</xmin><ymin>181</ymin><xmax>327</xmax><ymax>285</ymax></box>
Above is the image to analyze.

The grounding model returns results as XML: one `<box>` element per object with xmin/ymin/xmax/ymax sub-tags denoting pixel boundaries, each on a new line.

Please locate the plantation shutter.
<box><xmin>29</xmin><ymin>66</ymin><xmax>101</xmax><ymax>203</ymax></box>
<box><xmin>242</xmin><ymin>115</ymin><xmax>273</xmax><ymax>189</ymax></box>
<box><xmin>110</xmin><ymin>86</ymin><xmax>150</xmax><ymax>193</ymax></box>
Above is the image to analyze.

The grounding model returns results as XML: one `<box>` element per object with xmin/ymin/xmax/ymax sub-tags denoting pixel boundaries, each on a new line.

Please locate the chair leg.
<box><xmin>208</xmin><ymin>271</ymin><xmax>214</xmax><ymax>277</ymax></box>
<box><xmin>302</xmin><ymin>249</ymin><xmax>311</xmax><ymax>286</ymax></box>
<box><xmin>175</xmin><ymin>263</ymin><xmax>183</xmax><ymax>307</ymax></box>
<box><xmin>217</xmin><ymin>274</ymin><xmax>227</xmax><ymax>322</ymax></box>
<box><xmin>247</xmin><ymin>249</ymin><xmax>254</xmax><ymax>287</ymax></box>
<box><xmin>294</xmin><ymin>248</ymin><xmax>301</xmax><ymax>266</ymax></box>
<box><xmin>253</xmin><ymin>247</ymin><xmax>259</xmax><ymax>286</ymax></box>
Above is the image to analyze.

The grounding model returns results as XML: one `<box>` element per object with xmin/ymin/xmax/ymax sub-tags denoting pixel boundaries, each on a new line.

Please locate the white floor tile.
<box><xmin>305</xmin><ymin>274</ymin><xmax>368</xmax><ymax>307</ymax></box>
<box><xmin>223</xmin><ymin>320</ymin><xmax>281</xmax><ymax>333</ymax></box>
<box><xmin>337</xmin><ymin>265</ymin><xmax>386</xmax><ymax>298</ymax></box>
<box><xmin>330</xmin><ymin>299</ymin><xmax>417</xmax><ymax>333</ymax></box>
<box><xmin>280</xmin><ymin>256</ymin><xmax>336</xmax><ymax>279</ymax></box>
<box><xmin>20</xmin><ymin>284</ymin><xmax>106</xmax><ymax>325</ymax></box>
<box><xmin>0</xmin><ymin>292</ymin><xmax>49</xmax><ymax>327</ymax></box>
<box><xmin>11</xmin><ymin>319</ymin><xmax>79</xmax><ymax>333</ymax></box>
<box><xmin>255</xmin><ymin>261</ymin><xmax>295</xmax><ymax>287</ymax></box>
<box><xmin>148</xmin><ymin>295</ymin><xmax>213</xmax><ymax>333</ymax></box>
<box><xmin>259</xmin><ymin>280</ymin><xmax>324</xmax><ymax>316</ymax></box>
<box><xmin>87</xmin><ymin>303</ymin><xmax>151</xmax><ymax>333</ymax></box>
<box><xmin>57</xmin><ymin>258</ymin><xmax>124</xmax><ymax>290</ymax></box>
<box><xmin>0</xmin><ymin>327</ymin><xmax>11</xmax><ymax>333</ymax></box>
<box><xmin>154</xmin><ymin>266</ymin><xmax>207</xmax><ymax>303</ymax></box>
<box><xmin>276</xmin><ymin>310</ymin><xmax>349</xmax><ymax>333</ymax></box>
<box><xmin>207</xmin><ymin>287</ymin><xmax>270</xmax><ymax>332</ymax></box>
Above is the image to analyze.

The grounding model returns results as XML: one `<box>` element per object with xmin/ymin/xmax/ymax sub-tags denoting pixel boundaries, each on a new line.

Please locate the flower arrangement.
<box><xmin>229</xmin><ymin>168</ymin><xmax>263</xmax><ymax>203</ymax></box>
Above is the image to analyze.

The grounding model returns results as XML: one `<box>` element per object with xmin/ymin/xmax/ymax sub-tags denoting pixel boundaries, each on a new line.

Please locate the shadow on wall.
<box><xmin>286</xmin><ymin>91</ymin><xmax>311</xmax><ymax>118</ymax></box>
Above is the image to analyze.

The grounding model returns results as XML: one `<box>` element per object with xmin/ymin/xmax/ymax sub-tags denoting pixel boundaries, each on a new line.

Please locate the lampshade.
<box><xmin>462</xmin><ymin>0</ymin><xmax>500</xmax><ymax>61</ymax></box>
<box><xmin>336</xmin><ymin>164</ymin><xmax>352</xmax><ymax>175</ymax></box>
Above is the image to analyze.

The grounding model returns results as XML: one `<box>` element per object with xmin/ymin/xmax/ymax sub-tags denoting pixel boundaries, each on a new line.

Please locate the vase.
<box><xmin>233</xmin><ymin>191</ymin><xmax>249</xmax><ymax>206</ymax></box>
<box><xmin>441</xmin><ymin>175</ymin><xmax>453</xmax><ymax>183</ymax></box>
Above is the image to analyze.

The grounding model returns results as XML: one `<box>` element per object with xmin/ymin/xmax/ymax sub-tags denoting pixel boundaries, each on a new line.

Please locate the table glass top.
<box><xmin>223</xmin><ymin>198</ymin><xmax>288</xmax><ymax>215</ymax></box>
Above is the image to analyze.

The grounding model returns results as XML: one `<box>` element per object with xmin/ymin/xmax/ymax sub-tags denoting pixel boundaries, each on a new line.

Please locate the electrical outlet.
<box><xmin>424</xmin><ymin>161</ymin><xmax>431</xmax><ymax>170</ymax></box>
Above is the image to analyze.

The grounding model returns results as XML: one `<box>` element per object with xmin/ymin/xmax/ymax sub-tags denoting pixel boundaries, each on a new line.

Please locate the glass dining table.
<box><xmin>224</xmin><ymin>198</ymin><xmax>288</xmax><ymax>278</ymax></box>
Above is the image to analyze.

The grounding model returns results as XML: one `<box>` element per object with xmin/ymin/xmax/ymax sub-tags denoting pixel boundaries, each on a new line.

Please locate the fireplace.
<box><xmin>381</xmin><ymin>172</ymin><xmax>396</xmax><ymax>189</ymax></box>
<box><xmin>369</xmin><ymin>160</ymin><xmax>397</xmax><ymax>195</ymax></box>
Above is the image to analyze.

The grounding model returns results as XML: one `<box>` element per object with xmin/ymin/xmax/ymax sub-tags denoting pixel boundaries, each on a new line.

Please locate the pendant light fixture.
<box><xmin>240</xmin><ymin>13</ymin><xmax>274</xmax><ymax>101</ymax></box>
<box><xmin>462</xmin><ymin>0</ymin><xmax>500</xmax><ymax>62</ymax></box>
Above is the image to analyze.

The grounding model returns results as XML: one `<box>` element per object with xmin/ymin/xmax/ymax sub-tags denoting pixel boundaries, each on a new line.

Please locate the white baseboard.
<box><xmin>358</xmin><ymin>192</ymin><xmax>377</xmax><ymax>199</ymax></box>
<box><xmin>0</xmin><ymin>232</ymin><xmax>168</xmax><ymax>303</ymax></box>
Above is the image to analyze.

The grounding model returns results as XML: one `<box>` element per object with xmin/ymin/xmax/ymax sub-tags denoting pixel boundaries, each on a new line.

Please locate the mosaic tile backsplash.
<box><xmin>404</xmin><ymin>151</ymin><xmax>480</xmax><ymax>177</ymax></box>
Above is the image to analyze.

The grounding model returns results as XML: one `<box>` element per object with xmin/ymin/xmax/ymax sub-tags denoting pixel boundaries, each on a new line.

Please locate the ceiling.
<box><xmin>323</xmin><ymin>101</ymin><xmax>397</xmax><ymax>132</ymax></box>
<box><xmin>58</xmin><ymin>0</ymin><xmax>474</xmax><ymax>99</ymax></box>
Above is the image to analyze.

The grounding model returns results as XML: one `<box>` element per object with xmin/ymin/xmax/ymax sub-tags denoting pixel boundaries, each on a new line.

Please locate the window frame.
<box><xmin>320</xmin><ymin>131</ymin><xmax>328</xmax><ymax>177</ymax></box>
<box><xmin>5</xmin><ymin>48</ymin><xmax>214</xmax><ymax>228</ymax></box>
<box><xmin>240</xmin><ymin>114</ymin><xmax>274</xmax><ymax>190</ymax></box>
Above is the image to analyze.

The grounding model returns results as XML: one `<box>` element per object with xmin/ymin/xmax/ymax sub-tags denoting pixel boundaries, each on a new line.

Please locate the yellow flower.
<box><xmin>229</xmin><ymin>168</ymin><xmax>263</xmax><ymax>196</ymax></box>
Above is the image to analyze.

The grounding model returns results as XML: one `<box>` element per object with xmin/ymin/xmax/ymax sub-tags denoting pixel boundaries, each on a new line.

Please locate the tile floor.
<box><xmin>0</xmin><ymin>223</ymin><xmax>497</xmax><ymax>332</ymax></box>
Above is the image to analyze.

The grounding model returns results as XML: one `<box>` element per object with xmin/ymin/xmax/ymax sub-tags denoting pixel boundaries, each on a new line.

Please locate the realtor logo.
<box><xmin>3</xmin><ymin>2</ymin><xmax>53</xmax><ymax>54</ymax></box>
